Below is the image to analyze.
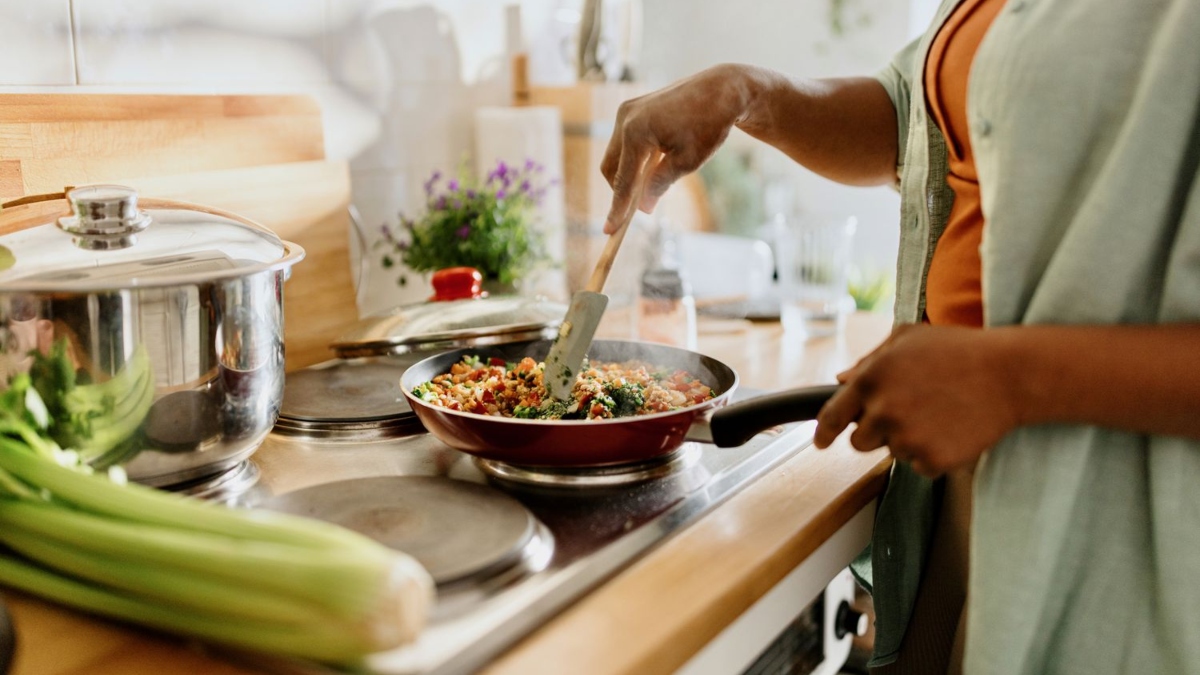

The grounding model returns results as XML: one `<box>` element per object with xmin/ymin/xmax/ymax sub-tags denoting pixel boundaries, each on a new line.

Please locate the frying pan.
<box><xmin>400</xmin><ymin>339</ymin><xmax>839</xmax><ymax>467</ymax></box>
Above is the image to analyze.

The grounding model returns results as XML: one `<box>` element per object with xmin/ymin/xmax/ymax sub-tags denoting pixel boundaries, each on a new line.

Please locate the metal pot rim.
<box><xmin>0</xmin><ymin>242</ymin><xmax>306</xmax><ymax>292</ymax></box>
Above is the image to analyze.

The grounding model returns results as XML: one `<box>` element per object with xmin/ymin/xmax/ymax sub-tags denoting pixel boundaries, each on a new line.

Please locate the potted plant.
<box><xmin>379</xmin><ymin>160</ymin><xmax>555</xmax><ymax>294</ymax></box>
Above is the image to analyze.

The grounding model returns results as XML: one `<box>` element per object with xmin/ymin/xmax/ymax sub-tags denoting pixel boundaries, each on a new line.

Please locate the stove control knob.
<box><xmin>835</xmin><ymin>600</ymin><xmax>868</xmax><ymax>639</ymax></box>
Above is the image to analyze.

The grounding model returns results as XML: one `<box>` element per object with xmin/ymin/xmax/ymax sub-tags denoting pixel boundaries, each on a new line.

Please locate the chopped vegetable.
<box><xmin>0</xmin><ymin>373</ymin><xmax>434</xmax><ymax>664</ymax></box>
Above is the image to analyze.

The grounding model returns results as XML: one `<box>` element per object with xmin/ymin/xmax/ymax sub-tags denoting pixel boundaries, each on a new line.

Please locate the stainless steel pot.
<box><xmin>0</xmin><ymin>186</ymin><xmax>304</xmax><ymax>487</ymax></box>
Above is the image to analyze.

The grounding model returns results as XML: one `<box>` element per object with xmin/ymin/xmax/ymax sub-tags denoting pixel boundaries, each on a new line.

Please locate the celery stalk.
<box><xmin>0</xmin><ymin>500</ymin><xmax>390</xmax><ymax>619</ymax></box>
<box><xmin>0</xmin><ymin>437</ymin><xmax>368</xmax><ymax>551</ymax></box>
<box><xmin>0</xmin><ymin>555</ymin><xmax>391</xmax><ymax>663</ymax></box>
<box><xmin>0</xmin><ymin>528</ymin><xmax>331</xmax><ymax>625</ymax></box>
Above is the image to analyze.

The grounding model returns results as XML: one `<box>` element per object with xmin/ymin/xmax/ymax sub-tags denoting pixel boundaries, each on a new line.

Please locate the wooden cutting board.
<box><xmin>0</xmin><ymin>93</ymin><xmax>357</xmax><ymax>371</ymax></box>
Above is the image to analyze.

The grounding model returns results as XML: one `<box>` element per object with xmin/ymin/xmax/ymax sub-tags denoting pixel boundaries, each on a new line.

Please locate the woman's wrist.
<box><xmin>986</xmin><ymin>326</ymin><xmax>1046</xmax><ymax>430</ymax></box>
<box><xmin>722</xmin><ymin>64</ymin><xmax>782</xmax><ymax>135</ymax></box>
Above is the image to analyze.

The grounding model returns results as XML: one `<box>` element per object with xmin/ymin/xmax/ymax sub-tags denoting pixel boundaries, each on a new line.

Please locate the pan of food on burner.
<box><xmin>400</xmin><ymin>339</ymin><xmax>840</xmax><ymax>467</ymax></box>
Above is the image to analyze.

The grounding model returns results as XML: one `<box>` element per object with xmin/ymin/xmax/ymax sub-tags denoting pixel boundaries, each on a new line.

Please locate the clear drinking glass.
<box><xmin>776</xmin><ymin>215</ymin><xmax>857</xmax><ymax>339</ymax></box>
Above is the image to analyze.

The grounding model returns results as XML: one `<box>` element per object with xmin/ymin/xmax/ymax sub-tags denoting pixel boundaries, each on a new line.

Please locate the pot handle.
<box><xmin>1</xmin><ymin>190</ymin><xmax>69</xmax><ymax>209</ymax></box>
<box><xmin>708</xmin><ymin>384</ymin><xmax>841</xmax><ymax>448</ymax></box>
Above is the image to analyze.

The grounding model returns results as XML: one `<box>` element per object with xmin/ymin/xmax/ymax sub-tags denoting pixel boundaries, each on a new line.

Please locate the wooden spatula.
<box><xmin>544</xmin><ymin>152</ymin><xmax>661</xmax><ymax>400</ymax></box>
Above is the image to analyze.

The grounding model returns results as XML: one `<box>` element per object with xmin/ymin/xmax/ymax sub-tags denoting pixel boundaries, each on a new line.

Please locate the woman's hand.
<box><xmin>813</xmin><ymin>324</ymin><xmax>1023</xmax><ymax>477</ymax></box>
<box><xmin>600</xmin><ymin>64</ymin><xmax>752</xmax><ymax>233</ymax></box>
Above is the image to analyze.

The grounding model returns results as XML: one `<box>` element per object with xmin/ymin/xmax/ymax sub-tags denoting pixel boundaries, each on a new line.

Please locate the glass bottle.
<box><xmin>636</xmin><ymin>220</ymin><xmax>697</xmax><ymax>349</ymax></box>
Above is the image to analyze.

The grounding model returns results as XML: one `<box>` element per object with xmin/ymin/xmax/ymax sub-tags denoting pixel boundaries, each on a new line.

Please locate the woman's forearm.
<box><xmin>999</xmin><ymin>324</ymin><xmax>1200</xmax><ymax>440</ymax></box>
<box><xmin>733</xmin><ymin>67</ymin><xmax>899</xmax><ymax>187</ymax></box>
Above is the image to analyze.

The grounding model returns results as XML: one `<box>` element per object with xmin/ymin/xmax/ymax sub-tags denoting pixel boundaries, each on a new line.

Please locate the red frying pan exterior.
<box><xmin>400</xmin><ymin>339</ymin><xmax>739</xmax><ymax>467</ymax></box>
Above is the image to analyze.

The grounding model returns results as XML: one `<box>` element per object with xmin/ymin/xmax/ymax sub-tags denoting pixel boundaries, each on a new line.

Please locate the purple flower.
<box><xmin>465</xmin><ymin>189</ymin><xmax>476</xmax><ymax>199</ymax></box>
<box><xmin>486</xmin><ymin>161</ymin><xmax>506</xmax><ymax>184</ymax></box>
<box><xmin>524</xmin><ymin>158</ymin><xmax>537</xmax><ymax>171</ymax></box>
<box><xmin>456</xmin><ymin>225</ymin><xmax>471</xmax><ymax>239</ymax></box>
<box><xmin>447</xmin><ymin>179</ymin><xmax>460</xmax><ymax>192</ymax></box>
<box><xmin>435</xmin><ymin>196</ymin><xmax>447</xmax><ymax>210</ymax></box>
<box><xmin>496</xmin><ymin>189</ymin><xmax>506</xmax><ymax>200</ymax></box>
<box><xmin>423</xmin><ymin>171</ymin><xmax>442</xmax><ymax>196</ymax></box>
<box><xmin>519</xmin><ymin>180</ymin><xmax>531</xmax><ymax>194</ymax></box>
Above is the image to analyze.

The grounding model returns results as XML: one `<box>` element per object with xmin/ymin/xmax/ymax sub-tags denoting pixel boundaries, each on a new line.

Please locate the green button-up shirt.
<box><xmin>862</xmin><ymin>0</ymin><xmax>1200</xmax><ymax>672</ymax></box>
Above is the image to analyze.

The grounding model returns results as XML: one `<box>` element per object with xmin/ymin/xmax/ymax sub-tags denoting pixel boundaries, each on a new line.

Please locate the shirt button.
<box><xmin>974</xmin><ymin>118</ymin><xmax>993</xmax><ymax>137</ymax></box>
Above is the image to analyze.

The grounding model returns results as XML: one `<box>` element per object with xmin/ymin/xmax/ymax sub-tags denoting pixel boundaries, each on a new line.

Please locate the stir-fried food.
<box><xmin>411</xmin><ymin>355</ymin><xmax>716</xmax><ymax>420</ymax></box>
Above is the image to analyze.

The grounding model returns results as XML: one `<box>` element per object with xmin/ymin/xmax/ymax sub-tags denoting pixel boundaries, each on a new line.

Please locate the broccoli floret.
<box><xmin>512</xmin><ymin>405</ymin><xmax>538</xmax><ymax>419</ymax></box>
<box><xmin>606</xmin><ymin>382</ymin><xmax>645</xmax><ymax>417</ymax></box>
<box><xmin>537</xmin><ymin>400</ymin><xmax>569</xmax><ymax>419</ymax></box>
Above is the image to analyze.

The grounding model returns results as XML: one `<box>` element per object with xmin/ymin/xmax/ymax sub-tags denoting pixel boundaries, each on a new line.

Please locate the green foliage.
<box><xmin>379</xmin><ymin>160</ymin><xmax>555</xmax><ymax>285</ymax></box>
<box><xmin>848</xmin><ymin>267</ymin><xmax>895</xmax><ymax>312</ymax></box>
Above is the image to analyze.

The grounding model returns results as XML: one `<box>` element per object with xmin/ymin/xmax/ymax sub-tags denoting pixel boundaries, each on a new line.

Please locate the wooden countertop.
<box><xmin>2</xmin><ymin>312</ymin><xmax>893</xmax><ymax>675</ymax></box>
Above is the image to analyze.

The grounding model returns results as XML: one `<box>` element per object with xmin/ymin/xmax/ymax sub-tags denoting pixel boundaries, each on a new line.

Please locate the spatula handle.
<box><xmin>585</xmin><ymin>151</ymin><xmax>662</xmax><ymax>293</ymax></box>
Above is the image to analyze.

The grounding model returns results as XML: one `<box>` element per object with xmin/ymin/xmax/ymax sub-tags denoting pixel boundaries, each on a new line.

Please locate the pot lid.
<box><xmin>331</xmin><ymin>294</ymin><xmax>567</xmax><ymax>358</ymax></box>
<box><xmin>332</xmin><ymin>267</ymin><xmax>567</xmax><ymax>357</ymax></box>
<box><xmin>0</xmin><ymin>185</ymin><xmax>303</xmax><ymax>291</ymax></box>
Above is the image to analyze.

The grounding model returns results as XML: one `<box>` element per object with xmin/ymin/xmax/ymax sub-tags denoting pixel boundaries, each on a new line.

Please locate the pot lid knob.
<box><xmin>57</xmin><ymin>184</ymin><xmax>152</xmax><ymax>250</ymax></box>
<box><xmin>431</xmin><ymin>267</ymin><xmax>485</xmax><ymax>301</ymax></box>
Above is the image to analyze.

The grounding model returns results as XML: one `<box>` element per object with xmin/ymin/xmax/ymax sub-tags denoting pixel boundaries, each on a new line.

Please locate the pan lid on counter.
<box><xmin>330</xmin><ymin>267</ymin><xmax>567</xmax><ymax>358</ymax></box>
<box><xmin>0</xmin><ymin>185</ymin><xmax>302</xmax><ymax>292</ymax></box>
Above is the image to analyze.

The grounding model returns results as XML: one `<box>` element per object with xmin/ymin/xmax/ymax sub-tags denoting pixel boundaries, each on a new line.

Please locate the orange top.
<box><xmin>922</xmin><ymin>0</ymin><xmax>1006</xmax><ymax>327</ymax></box>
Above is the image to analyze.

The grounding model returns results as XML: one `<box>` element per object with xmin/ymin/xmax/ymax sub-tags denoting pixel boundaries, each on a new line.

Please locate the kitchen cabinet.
<box><xmin>3</xmin><ymin>312</ymin><xmax>892</xmax><ymax>675</ymax></box>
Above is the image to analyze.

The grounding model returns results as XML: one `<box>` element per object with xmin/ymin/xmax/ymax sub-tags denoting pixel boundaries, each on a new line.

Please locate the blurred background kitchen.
<box><xmin>0</xmin><ymin>0</ymin><xmax>939</xmax><ymax>323</ymax></box>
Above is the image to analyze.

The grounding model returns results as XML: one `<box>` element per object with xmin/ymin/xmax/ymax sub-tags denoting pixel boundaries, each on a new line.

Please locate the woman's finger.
<box><xmin>848</xmin><ymin>411</ymin><xmax>890</xmax><ymax>452</ymax></box>
<box><xmin>604</xmin><ymin>145</ymin><xmax>653</xmax><ymax>234</ymax></box>
<box><xmin>814</xmin><ymin>384</ymin><xmax>863</xmax><ymax>449</ymax></box>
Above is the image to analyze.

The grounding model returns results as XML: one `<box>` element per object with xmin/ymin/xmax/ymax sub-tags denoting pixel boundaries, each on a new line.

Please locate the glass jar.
<box><xmin>635</xmin><ymin>221</ymin><xmax>697</xmax><ymax>349</ymax></box>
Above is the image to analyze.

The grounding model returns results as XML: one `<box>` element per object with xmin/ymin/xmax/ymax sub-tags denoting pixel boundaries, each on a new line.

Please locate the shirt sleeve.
<box><xmin>872</xmin><ymin>37</ymin><xmax>922</xmax><ymax>183</ymax></box>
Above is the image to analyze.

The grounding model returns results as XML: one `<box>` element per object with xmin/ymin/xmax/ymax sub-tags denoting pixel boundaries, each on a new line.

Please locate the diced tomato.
<box><xmin>481</xmin><ymin>390</ymin><xmax>495</xmax><ymax>403</ymax></box>
<box><xmin>447</xmin><ymin>401</ymin><xmax>462</xmax><ymax>411</ymax></box>
<box><xmin>488</xmin><ymin>357</ymin><xmax>506</xmax><ymax>367</ymax></box>
<box><xmin>590</xmin><ymin>403</ymin><xmax>605</xmax><ymax>417</ymax></box>
<box><xmin>692</xmin><ymin>393</ymin><xmax>708</xmax><ymax>403</ymax></box>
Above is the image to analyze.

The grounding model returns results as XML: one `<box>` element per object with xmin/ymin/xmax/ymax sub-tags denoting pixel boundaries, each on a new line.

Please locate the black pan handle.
<box><xmin>708</xmin><ymin>384</ymin><xmax>842</xmax><ymax>448</ymax></box>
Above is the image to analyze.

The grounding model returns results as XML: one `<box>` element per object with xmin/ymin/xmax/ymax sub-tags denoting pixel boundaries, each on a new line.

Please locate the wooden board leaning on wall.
<box><xmin>0</xmin><ymin>93</ymin><xmax>359</xmax><ymax>371</ymax></box>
